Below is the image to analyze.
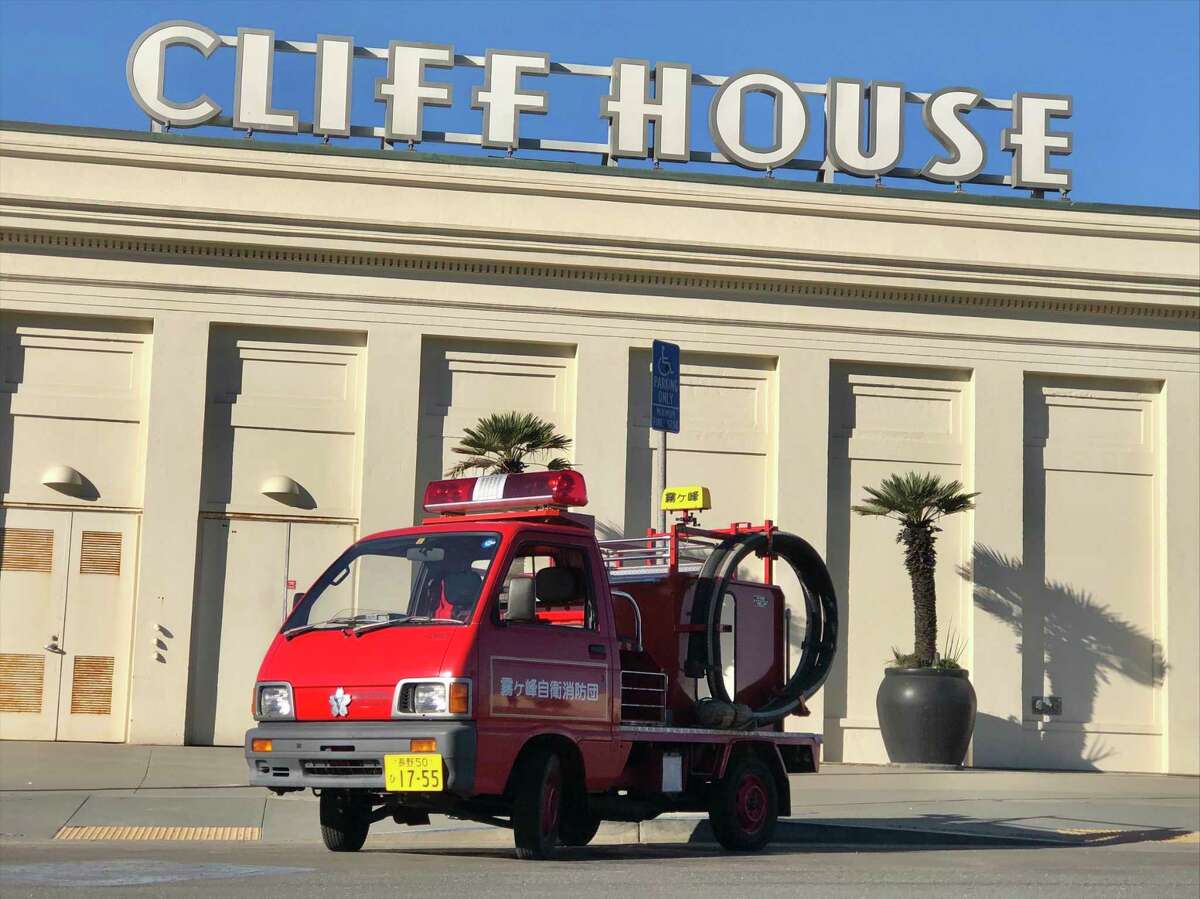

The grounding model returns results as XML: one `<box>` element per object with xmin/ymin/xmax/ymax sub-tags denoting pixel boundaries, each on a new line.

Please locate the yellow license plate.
<box><xmin>384</xmin><ymin>753</ymin><xmax>443</xmax><ymax>792</ymax></box>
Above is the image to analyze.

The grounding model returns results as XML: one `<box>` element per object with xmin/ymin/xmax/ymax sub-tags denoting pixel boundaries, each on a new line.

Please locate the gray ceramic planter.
<box><xmin>876</xmin><ymin>667</ymin><xmax>977</xmax><ymax>765</ymax></box>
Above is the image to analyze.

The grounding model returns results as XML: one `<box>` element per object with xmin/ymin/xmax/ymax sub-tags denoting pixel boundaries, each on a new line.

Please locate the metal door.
<box><xmin>285</xmin><ymin>521</ymin><xmax>356</xmax><ymax>615</ymax></box>
<box><xmin>190</xmin><ymin>518</ymin><xmax>288</xmax><ymax>746</ymax></box>
<box><xmin>188</xmin><ymin>518</ymin><xmax>355</xmax><ymax>746</ymax></box>
<box><xmin>0</xmin><ymin>508</ymin><xmax>71</xmax><ymax>740</ymax></box>
<box><xmin>0</xmin><ymin>508</ymin><xmax>138</xmax><ymax>742</ymax></box>
<box><xmin>54</xmin><ymin>512</ymin><xmax>139</xmax><ymax>742</ymax></box>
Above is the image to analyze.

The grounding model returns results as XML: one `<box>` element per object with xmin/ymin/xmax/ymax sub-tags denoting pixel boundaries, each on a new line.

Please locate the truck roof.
<box><xmin>357</xmin><ymin>508</ymin><xmax>597</xmax><ymax>545</ymax></box>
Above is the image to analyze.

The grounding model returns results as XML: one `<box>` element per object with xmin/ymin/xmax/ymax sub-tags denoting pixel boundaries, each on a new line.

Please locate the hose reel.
<box><xmin>686</xmin><ymin>530</ymin><xmax>839</xmax><ymax>727</ymax></box>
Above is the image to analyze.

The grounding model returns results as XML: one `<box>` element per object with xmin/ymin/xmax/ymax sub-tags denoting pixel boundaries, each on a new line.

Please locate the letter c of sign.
<box><xmin>126</xmin><ymin>20</ymin><xmax>223</xmax><ymax>128</ymax></box>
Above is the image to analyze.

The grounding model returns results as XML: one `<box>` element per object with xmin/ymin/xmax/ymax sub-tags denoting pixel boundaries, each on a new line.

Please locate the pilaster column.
<box><xmin>968</xmin><ymin>361</ymin><xmax>1026</xmax><ymax>767</ymax></box>
<box><xmin>128</xmin><ymin>314</ymin><xmax>208</xmax><ymax>744</ymax></box>
<box><xmin>357</xmin><ymin>325</ymin><xmax>423</xmax><ymax>536</ymax></box>
<box><xmin>773</xmin><ymin>348</ymin><xmax>831</xmax><ymax>736</ymax></box>
<box><xmin>1163</xmin><ymin>372</ymin><xmax>1199</xmax><ymax>775</ymax></box>
<box><xmin>572</xmin><ymin>336</ymin><xmax>631</xmax><ymax>539</ymax></box>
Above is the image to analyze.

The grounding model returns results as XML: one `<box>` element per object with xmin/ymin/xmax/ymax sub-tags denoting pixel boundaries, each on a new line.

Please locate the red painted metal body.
<box><xmin>252</xmin><ymin>506</ymin><xmax>819</xmax><ymax>805</ymax></box>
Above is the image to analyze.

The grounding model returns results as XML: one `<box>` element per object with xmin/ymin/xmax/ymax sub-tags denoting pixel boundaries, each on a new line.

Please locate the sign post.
<box><xmin>650</xmin><ymin>340</ymin><xmax>680</xmax><ymax>534</ymax></box>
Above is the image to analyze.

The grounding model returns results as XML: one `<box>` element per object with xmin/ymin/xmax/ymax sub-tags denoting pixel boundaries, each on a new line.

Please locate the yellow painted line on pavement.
<box><xmin>54</xmin><ymin>825</ymin><xmax>261</xmax><ymax>841</ymax></box>
<box><xmin>1052</xmin><ymin>827</ymin><xmax>1199</xmax><ymax>846</ymax></box>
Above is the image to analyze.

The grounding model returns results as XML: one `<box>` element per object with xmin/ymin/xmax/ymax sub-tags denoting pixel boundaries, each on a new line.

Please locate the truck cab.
<box><xmin>246</xmin><ymin>470</ymin><xmax>829</xmax><ymax>858</ymax></box>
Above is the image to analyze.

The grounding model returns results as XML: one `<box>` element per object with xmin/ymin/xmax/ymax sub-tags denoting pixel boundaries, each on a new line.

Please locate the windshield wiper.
<box><xmin>352</xmin><ymin>615</ymin><xmax>464</xmax><ymax>636</ymax></box>
<box><xmin>351</xmin><ymin>615</ymin><xmax>412</xmax><ymax>636</ymax></box>
<box><xmin>282</xmin><ymin>616</ymin><xmax>356</xmax><ymax>640</ymax></box>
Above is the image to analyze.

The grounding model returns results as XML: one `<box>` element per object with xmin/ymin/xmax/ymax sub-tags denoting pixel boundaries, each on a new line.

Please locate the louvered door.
<box><xmin>54</xmin><ymin>512</ymin><xmax>139</xmax><ymax>742</ymax></box>
<box><xmin>0</xmin><ymin>509</ymin><xmax>70</xmax><ymax>740</ymax></box>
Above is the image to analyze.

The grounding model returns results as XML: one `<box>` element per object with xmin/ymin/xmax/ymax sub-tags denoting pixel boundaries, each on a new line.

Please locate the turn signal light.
<box><xmin>449</xmin><ymin>682</ymin><xmax>470</xmax><ymax>715</ymax></box>
<box><xmin>251</xmin><ymin>738</ymin><xmax>273</xmax><ymax>753</ymax></box>
<box><xmin>410</xmin><ymin>739</ymin><xmax>436</xmax><ymax>753</ymax></box>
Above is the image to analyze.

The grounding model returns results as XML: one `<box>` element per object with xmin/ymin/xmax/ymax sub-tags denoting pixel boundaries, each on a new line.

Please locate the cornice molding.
<box><xmin>2</xmin><ymin>125</ymin><xmax>1197</xmax><ymax>242</ymax></box>
<box><xmin>2</xmin><ymin>195</ymin><xmax>1195</xmax><ymax>303</ymax></box>
<box><xmin>2</xmin><ymin>228</ymin><xmax>1197</xmax><ymax>324</ymax></box>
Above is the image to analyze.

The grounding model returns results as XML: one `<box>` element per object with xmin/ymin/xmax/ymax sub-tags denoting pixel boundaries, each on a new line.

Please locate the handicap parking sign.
<box><xmin>651</xmin><ymin>340</ymin><xmax>680</xmax><ymax>434</ymax></box>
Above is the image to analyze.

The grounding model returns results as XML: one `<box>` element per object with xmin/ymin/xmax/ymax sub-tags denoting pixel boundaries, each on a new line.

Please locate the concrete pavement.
<box><xmin>3</xmin><ymin>839</ymin><xmax>1199</xmax><ymax>899</ymax></box>
<box><xmin>1</xmin><ymin>741</ymin><xmax>1197</xmax><ymax>849</ymax></box>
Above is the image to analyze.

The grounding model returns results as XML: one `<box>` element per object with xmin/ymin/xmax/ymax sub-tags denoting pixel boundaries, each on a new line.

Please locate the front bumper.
<box><xmin>245</xmin><ymin>720</ymin><xmax>477</xmax><ymax>795</ymax></box>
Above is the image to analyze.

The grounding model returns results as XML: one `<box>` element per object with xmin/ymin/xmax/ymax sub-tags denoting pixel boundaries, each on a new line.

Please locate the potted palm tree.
<box><xmin>448</xmin><ymin>411</ymin><xmax>572</xmax><ymax>475</ymax></box>
<box><xmin>853</xmin><ymin>472</ymin><xmax>979</xmax><ymax>765</ymax></box>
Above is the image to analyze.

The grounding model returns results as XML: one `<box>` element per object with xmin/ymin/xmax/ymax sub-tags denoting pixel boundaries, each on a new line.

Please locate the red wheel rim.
<box><xmin>734</xmin><ymin>772</ymin><xmax>768</xmax><ymax>834</ymax></box>
<box><xmin>541</xmin><ymin>766</ymin><xmax>561</xmax><ymax>838</ymax></box>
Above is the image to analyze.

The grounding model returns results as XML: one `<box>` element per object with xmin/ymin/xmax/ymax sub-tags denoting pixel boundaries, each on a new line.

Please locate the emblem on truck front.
<box><xmin>328</xmin><ymin>687</ymin><xmax>352</xmax><ymax>717</ymax></box>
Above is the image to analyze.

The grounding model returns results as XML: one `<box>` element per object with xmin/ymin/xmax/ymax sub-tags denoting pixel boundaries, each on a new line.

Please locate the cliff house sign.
<box><xmin>127</xmin><ymin>20</ymin><xmax>1075</xmax><ymax>193</ymax></box>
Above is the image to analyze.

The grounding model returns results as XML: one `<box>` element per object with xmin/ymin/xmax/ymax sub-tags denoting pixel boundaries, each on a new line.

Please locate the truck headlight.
<box><xmin>395</xmin><ymin>679</ymin><xmax>471</xmax><ymax>717</ymax></box>
<box><xmin>414</xmin><ymin>683</ymin><xmax>447</xmax><ymax>714</ymax></box>
<box><xmin>255</xmin><ymin>683</ymin><xmax>294</xmax><ymax>720</ymax></box>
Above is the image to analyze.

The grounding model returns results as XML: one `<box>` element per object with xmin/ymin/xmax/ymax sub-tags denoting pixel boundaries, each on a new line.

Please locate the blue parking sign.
<box><xmin>651</xmin><ymin>340</ymin><xmax>680</xmax><ymax>434</ymax></box>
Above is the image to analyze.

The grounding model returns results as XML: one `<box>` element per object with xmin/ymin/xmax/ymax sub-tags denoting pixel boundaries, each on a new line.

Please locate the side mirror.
<box><xmin>291</xmin><ymin>591</ymin><xmax>306</xmax><ymax>610</ymax></box>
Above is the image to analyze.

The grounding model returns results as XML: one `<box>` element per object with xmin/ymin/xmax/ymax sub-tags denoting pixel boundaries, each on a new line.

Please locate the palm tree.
<box><xmin>852</xmin><ymin>472</ymin><xmax>978</xmax><ymax>667</ymax></box>
<box><xmin>447</xmin><ymin>411</ymin><xmax>572</xmax><ymax>476</ymax></box>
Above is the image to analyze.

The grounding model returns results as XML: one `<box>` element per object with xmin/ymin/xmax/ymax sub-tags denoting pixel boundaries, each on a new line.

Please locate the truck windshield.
<box><xmin>284</xmin><ymin>532</ymin><xmax>502</xmax><ymax>634</ymax></box>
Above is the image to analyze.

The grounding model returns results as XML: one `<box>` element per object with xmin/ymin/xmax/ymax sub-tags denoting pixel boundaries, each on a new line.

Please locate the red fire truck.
<box><xmin>245</xmin><ymin>470</ymin><xmax>838</xmax><ymax>858</ymax></box>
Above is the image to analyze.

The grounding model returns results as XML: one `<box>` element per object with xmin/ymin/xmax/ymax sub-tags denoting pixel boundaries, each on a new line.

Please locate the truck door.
<box><xmin>478</xmin><ymin>535</ymin><xmax>618</xmax><ymax>790</ymax></box>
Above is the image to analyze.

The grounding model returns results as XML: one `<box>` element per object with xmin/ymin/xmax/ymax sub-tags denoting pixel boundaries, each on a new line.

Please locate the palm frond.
<box><xmin>445</xmin><ymin>411</ymin><xmax>573</xmax><ymax>476</ymax></box>
<box><xmin>447</xmin><ymin>456</ymin><xmax>498</xmax><ymax>476</ymax></box>
<box><xmin>852</xmin><ymin>471</ymin><xmax>978</xmax><ymax>526</ymax></box>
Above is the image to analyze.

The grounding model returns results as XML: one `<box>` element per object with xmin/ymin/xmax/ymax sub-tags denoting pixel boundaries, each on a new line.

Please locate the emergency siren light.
<box><xmin>423</xmin><ymin>470</ymin><xmax>588</xmax><ymax>514</ymax></box>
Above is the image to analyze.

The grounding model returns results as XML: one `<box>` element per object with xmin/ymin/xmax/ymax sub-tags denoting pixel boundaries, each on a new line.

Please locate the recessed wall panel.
<box><xmin>627</xmin><ymin>351</ymin><xmax>774</xmax><ymax>535</ymax></box>
<box><xmin>1</xmin><ymin>315</ymin><xmax>150</xmax><ymax>508</ymax></box>
<box><xmin>416</xmin><ymin>338</ymin><xmax>576</xmax><ymax>523</ymax></box>
<box><xmin>1017</xmin><ymin>375</ymin><xmax>1163</xmax><ymax>771</ymax></box>
<box><xmin>200</xmin><ymin>327</ymin><xmax>365</xmax><ymax>519</ymax></box>
<box><xmin>825</xmin><ymin>364</ymin><xmax>972</xmax><ymax>764</ymax></box>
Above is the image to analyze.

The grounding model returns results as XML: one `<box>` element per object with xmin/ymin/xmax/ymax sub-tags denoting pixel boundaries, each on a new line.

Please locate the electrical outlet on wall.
<box><xmin>1031</xmin><ymin>695</ymin><xmax>1063</xmax><ymax>716</ymax></box>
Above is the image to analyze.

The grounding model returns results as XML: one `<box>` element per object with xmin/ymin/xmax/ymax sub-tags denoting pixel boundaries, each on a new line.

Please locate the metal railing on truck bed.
<box><xmin>598</xmin><ymin>521</ymin><xmax>777</xmax><ymax>583</ymax></box>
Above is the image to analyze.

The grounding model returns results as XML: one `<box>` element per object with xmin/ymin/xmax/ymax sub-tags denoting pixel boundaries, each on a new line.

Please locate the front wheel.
<box><xmin>512</xmin><ymin>750</ymin><xmax>565</xmax><ymax>859</ymax></box>
<box><xmin>561</xmin><ymin>810</ymin><xmax>602</xmax><ymax>846</ymax></box>
<box><xmin>319</xmin><ymin>789</ymin><xmax>370</xmax><ymax>852</ymax></box>
<box><xmin>708</xmin><ymin>755</ymin><xmax>778</xmax><ymax>852</ymax></box>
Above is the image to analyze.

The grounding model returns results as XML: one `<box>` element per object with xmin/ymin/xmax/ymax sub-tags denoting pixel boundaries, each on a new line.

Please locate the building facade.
<box><xmin>1</xmin><ymin>121</ymin><xmax>1197</xmax><ymax>773</ymax></box>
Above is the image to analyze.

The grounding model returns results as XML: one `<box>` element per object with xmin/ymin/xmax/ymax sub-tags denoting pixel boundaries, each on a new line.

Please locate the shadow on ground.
<box><xmin>365</xmin><ymin>814</ymin><xmax>1194</xmax><ymax>862</ymax></box>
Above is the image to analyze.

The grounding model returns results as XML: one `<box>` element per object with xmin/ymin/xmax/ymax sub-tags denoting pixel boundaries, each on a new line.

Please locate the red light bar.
<box><xmin>423</xmin><ymin>471</ymin><xmax>588</xmax><ymax>514</ymax></box>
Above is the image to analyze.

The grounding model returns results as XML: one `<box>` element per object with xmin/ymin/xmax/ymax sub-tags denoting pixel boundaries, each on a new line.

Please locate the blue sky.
<box><xmin>1</xmin><ymin>0</ymin><xmax>1197</xmax><ymax>208</ymax></box>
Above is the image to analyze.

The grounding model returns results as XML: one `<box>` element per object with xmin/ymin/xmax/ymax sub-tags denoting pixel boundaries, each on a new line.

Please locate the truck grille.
<box><xmin>395</xmin><ymin>683</ymin><xmax>416</xmax><ymax>714</ymax></box>
<box><xmin>300</xmin><ymin>758</ymin><xmax>382</xmax><ymax>777</ymax></box>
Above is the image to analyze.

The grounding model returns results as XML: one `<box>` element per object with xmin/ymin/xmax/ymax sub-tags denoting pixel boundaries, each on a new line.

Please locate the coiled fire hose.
<box><xmin>685</xmin><ymin>531</ymin><xmax>839</xmax><ymax>728</ymax></box>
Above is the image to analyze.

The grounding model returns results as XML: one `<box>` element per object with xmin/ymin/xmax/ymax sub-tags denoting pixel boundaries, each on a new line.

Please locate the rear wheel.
<box><xmin>319</xmin><ymin>789</ymin><xmax>370</xmax><ymax>852</ymax></box>
<box><xmin>512</xmin><ymin>750</ymin><xmax>565</xmax><ymax>859</ymax></box>
<box><xmin>708</xmin><ymin>755</ymin><xmax>778</xmax><ymax>852</ymax></box>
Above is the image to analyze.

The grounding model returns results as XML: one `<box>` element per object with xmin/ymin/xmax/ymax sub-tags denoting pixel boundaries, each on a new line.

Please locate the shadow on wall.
<box><xmin>963</xmin><ymin>545</ymin><xmax>1166</xmax><ymax>770</ymax></box>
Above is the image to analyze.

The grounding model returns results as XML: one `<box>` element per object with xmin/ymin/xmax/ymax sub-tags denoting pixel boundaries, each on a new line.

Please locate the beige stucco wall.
<box><xmin>1</xmin><ymin>124</ymin><xmax>1197</xmax><ymax>773</ymax></box>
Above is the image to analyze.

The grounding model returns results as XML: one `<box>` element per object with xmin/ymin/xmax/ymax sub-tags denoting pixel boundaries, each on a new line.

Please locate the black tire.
<box><xmin>512</xmin><ymin>750</ymin><xmax>565</xmax><ymax>859</ymax></box>
<box><xmin>561</xmin><ymin>810</ymin><xmax>602</xmax><ymax>847</ymax></box>
<box><xmin>319</xmin><ymin>789</ymin><xmax>370</xmax><ymax>852</ymax></box>
<box><xmin>708</xmin><ymin>755</ymin><xmax>778</xmax><ymax>852</ymax></box>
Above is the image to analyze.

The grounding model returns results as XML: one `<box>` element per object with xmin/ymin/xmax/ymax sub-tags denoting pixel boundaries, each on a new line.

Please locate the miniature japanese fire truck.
<box><xmin>245</xmin><ymin>470</ymin><xmax>838</xmax><ymax>858</ymax></box>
